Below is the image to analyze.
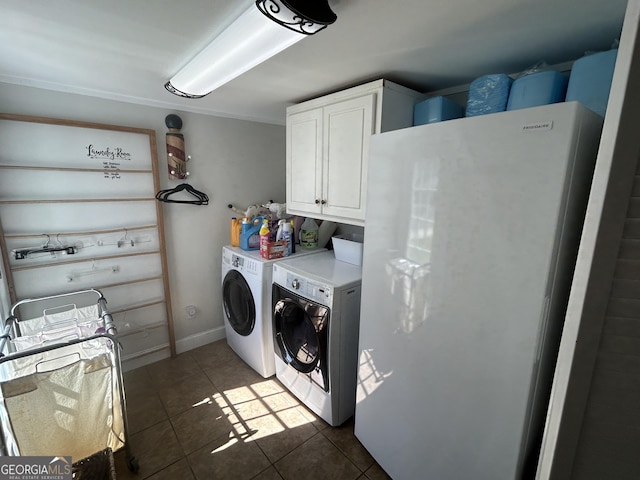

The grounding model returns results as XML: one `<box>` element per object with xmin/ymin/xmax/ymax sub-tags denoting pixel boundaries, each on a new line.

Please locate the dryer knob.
<box><xmin>232</xmin><ymin>258</ymin><xmax>239</xmax><ymax>267</ymax></box>
<box><xmin>291</xmin><ymin>279</ymin><xmax>300</xmax><ymax>290</ymax></box>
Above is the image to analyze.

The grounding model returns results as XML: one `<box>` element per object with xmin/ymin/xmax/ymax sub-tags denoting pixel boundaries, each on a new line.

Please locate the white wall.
<box><xmin>0</xmin><ymin>83</ymin><xmax>286</xmax><ymax>360</ymax></box>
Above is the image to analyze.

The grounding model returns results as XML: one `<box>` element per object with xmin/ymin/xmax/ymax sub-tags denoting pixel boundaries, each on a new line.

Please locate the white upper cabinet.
<box><xmin>286</xmin><ymin>79</ymin><xmax>423</xmax><ymax>226</ymax></box>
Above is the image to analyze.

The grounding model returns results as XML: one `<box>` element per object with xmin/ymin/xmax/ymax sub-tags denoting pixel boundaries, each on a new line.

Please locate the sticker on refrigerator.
<box><xmin>521</xmin><ymin>121</ymin><xmax>553</xmax><ymax>132</ymax></box>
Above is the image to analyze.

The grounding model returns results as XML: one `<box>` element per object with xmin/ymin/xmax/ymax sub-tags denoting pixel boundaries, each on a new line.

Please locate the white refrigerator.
<box><xmin>354</xmin><ymin>102</ymin><xmax>602</xmax><ymax>480</ymax></box>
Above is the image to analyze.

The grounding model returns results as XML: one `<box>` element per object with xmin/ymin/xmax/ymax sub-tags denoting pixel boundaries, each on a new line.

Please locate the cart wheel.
<box><xmin>127</xmin><ymin>456</ymin><xmax>139</xmax><ymax>473</ymax></box>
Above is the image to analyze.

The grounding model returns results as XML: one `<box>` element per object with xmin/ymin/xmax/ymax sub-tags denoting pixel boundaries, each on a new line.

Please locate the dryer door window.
<box><xmin>273</xmin><ymin>289</ymin><xmax>329</xmax><ymax>390</ymax></box>
<box><xmin>222</xmin><ymin>270</ymin><xmax>255</xmax><ymax>336</ymax></box>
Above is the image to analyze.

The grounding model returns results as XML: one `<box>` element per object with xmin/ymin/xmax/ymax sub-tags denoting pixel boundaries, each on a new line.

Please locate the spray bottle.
<box><xmin>258</xmin><ymin>218</ymin><xmax>270</xmax><ymax>256</ymax></box>
<box><xmin>275</xmin><ymin>219</ymin><xmax>286</xmax><ymax>241</ymax></box>
<box><xmin>281</xmin><ymin>221</ymin><xmax>293</xmax><ymax>256</ymax></box>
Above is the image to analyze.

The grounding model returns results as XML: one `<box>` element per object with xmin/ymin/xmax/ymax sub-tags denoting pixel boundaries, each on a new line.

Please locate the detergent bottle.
<box><xmin>230</xmin><ymin>217</ymin><xmax>242</xmax><ymax>247</ymax></box>
<box><xmin>240</xmin><ymin>216</ymin><xmax>264</xmax><ymax>250</ymax></box>
<box><xmin>300</xmin><ymin>217</ymin><xmax>318</xmax><ymax>248</ymax></box>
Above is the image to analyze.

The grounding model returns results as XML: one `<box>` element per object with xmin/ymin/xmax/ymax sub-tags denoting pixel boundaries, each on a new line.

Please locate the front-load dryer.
<box><xmin>271</xmin><ymin>250</ymin><xmax>362</xmax><ymax>426</ymax></box>
<box><xmin>221</xmin><ymin>245</ymin><xmax>323</xmax><ymax>378</ymax></box>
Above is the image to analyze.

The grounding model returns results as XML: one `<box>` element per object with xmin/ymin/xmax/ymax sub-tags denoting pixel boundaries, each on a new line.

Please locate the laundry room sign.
<box><xmin>86</xmin><ymin>143</ymin><xmax>133</xmax><ymax>180</ymax></box>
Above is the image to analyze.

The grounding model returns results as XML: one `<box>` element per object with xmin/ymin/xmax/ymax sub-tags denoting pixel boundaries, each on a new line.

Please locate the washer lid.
<box><xmin>275</xmin><ymin>251</ymin><xmax>362</xmax><ymax>288</ymax></box>
<box><xmin>222</xmin><ymin>245</ymin><xmax>326</xmax><ymax>265</ymax></box>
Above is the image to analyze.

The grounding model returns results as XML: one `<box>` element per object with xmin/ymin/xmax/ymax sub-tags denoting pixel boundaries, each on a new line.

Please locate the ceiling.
<box><xmin>0</xmin><ymin>0</ymin><xmax>629</xmax><ymax>125</ymax></box>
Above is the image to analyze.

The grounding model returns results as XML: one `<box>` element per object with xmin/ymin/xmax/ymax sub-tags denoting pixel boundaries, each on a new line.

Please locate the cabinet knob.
<box><xmin>315</xmin><ymin>199</ymin><xmax>320</xmax><ymax>204</ymax></box>
<box><xmin>321</xmin><ymin>200</ymin><xmax>326</xmax><ymax>205</ymax></box>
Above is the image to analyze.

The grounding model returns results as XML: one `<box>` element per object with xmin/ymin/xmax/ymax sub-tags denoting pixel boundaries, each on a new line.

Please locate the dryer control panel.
<box><xmin>273</xmin><ymin>265</ymin><xmax>333</xmax><ymax>307</ymax></box>
<box><xmin>222</xmin><ymin>249</ymin><xmax>259</xmax><ymax>277</ymax></box>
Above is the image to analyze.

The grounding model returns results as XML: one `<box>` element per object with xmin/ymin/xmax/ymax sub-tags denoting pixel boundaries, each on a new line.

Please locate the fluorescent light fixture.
<box><xmin>165</xmin><ymin>0</ymin><xmax>337</xmax><ymax>98</ymax></box>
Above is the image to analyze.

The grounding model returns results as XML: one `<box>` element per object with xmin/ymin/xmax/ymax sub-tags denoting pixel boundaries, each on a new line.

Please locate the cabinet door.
<box><xmin>287</xmin><ymin>108</ymin><xmax>323</xmax><ymax>216</ymax></box>
<box><xmin>322</xmin><ymin>93</ymin><xmax>376</xmax><ymax>222</ymax></box>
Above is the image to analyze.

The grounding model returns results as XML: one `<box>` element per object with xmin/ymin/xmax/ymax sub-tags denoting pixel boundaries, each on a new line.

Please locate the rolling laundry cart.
<box><xmin>0</xmin><ymin>288</ymin><xmax>138</xmax><ymax>474</ymax></box>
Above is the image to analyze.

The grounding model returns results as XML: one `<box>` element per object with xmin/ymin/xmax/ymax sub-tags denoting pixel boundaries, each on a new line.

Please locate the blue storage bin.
<box><xmin>414</xmin><ymin>96</ymin><xmax>464</xmax><ymax>125</ymax></box>
<box><xmin>507</xmin><ymin>70</ymin><xmax>569</xmax><ymax>111</ymax></box>
<box><xmin>466</xmin><ymin>74</ymin><xmax>513</xmax><ymax>117</ymax></box>
<box><xmin>566</xmin><ymin>49</ymin><xmax>618</xmax><ymax>117</ymax></box>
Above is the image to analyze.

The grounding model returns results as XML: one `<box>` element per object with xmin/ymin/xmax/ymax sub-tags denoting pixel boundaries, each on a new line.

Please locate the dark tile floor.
<box><xmin>113</xmin><ymin>339</ymin><xmax>391</xmax><ymax>480</ymax></box>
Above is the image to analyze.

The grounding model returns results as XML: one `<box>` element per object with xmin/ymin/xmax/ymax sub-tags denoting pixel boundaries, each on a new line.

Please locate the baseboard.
<box><xmin>119</xmin><ymin>327</ymin><xmax>226</xmax><ymax>371</ymax></box>
<box><xmin>175</xmin><ymin>326</ymin><xmax>226</xmax><ymax>355</ymax></box>
<box><xmin>121</xmin><ymin>345</ymin><xmax>171</xmax><ymax>372</ymax></box>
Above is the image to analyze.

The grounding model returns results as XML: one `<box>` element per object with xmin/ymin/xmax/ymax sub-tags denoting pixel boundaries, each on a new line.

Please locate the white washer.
<box><xmin>271</xmin><ymin>251</ymin><xmax>362</xmax><ymax>426</ymax></box>
<box><xmin>221</xmin><ymin>245</ymin><xmax>323</xmax><ymax>378</ymax></box>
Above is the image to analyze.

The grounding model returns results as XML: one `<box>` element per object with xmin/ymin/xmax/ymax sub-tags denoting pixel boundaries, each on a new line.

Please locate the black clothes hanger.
<box><xmin>155</xmin><ymin>183</ymin><xmax>209</xmax><ymax>205</ymax></box>
<box><xmin>12</xmin><ymin>234</ymin><xmax>78</xmax><ymax>260</ymax></box>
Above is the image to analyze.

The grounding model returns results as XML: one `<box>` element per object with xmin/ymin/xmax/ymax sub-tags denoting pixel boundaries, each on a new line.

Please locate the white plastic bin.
<box><xmin>332</xmin><ymin>233</ymin><xmax>364</xmax><ymax>265</ymax></box>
